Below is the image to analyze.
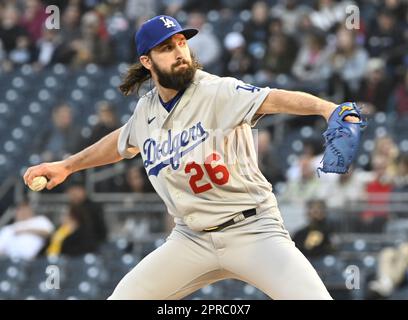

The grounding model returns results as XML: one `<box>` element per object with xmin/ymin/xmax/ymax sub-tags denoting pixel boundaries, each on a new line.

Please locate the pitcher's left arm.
<box><xmin>256</xmin><ymin>89</ymin><xmax>338</xmax><ymax>121</ymax></box>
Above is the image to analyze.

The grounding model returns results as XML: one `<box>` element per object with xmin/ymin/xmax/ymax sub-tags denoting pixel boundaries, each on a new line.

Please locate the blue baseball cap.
<box><xmin>135</xmin><ymin>15</ymin><xmax>198</xmax><ymax>56</ymax></box>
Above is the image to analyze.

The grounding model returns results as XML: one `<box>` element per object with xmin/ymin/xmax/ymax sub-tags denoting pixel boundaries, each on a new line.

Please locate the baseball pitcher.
<box><xmin>23</xmin><ymin>15</ymin><xmax>365</xmax><ymax>300</ymax></box>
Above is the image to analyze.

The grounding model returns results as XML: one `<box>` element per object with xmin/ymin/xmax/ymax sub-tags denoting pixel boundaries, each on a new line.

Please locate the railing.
<box><xmin>0</xmin><ymin>175</ymin><xmax>25</xmax><ymax>228</ymax></box>
<box><xmin>2</xmin><ymin>163</ymin><xmax>408</xmax><ymax>238</ymax></box>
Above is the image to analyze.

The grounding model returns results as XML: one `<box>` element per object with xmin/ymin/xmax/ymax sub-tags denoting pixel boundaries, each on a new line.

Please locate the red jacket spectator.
<box><xmin>394</xmin><ymin>78</ymin><xmax>408</xmax><ymax>116</ymax></box>
<box><xmin>20</xmin><ymin>0</ymin><xmax>48</xmax><ymax>43</ymax></box>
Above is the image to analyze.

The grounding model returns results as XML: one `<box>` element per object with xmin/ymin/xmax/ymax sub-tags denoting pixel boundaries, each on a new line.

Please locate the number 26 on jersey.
<box><xmin>185</xmin><ymin>152</ymin><xmax>230</xmax><ymax>194</ymax></box>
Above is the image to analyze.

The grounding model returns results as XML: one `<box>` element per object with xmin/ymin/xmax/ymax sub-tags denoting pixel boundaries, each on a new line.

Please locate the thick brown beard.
<box><xmin>151</xmin><ymin>54</ymin><xmax>200</xmax><ymax>91</ymax></box>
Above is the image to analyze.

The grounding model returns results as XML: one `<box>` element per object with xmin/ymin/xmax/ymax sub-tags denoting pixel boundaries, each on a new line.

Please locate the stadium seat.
<box><xmin>0</xmin><ymin>280</ymin><xmax>19</xmax><ymax>299</ymax></box>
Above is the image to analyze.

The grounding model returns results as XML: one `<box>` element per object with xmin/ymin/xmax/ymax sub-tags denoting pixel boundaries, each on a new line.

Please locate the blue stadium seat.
<box><xmin>0</xmin><ymin>279</ymin><xmax>19</xmax><ymax>299</ymax></box>
<box><xmin>238</xmin><ymin>284</ymin><xmax>269</xmax><ymax>300</ymax></box>
<box><xmin>196</xmin><ymin>284</ymin><xmax>224</xmax><ymax>300</ymax></box>
<box><xmin>0</xmin><ymin>102</ymin><xmax>13</xmax><ymax>121</ymax></box>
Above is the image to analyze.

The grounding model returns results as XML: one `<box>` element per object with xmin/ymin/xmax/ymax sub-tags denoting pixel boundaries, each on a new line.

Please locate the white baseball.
<box><xmin>29</xmin><ymin>176</ymin><xmax>48</xmax><ymax>192</ymax></box>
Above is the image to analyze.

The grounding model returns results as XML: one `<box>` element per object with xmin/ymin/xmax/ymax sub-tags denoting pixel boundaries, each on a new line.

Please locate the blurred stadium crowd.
<box><xmin>0</xmin><ymin>0</ymin><xmax>408</xmax><ymax>300</ymax></box>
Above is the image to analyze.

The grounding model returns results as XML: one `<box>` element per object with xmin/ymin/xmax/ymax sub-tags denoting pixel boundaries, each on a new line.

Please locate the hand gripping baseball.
<box><xmin>23</xmin><ymin>161</ymin><xmax>71</xmax><ymax>190</ymax></box>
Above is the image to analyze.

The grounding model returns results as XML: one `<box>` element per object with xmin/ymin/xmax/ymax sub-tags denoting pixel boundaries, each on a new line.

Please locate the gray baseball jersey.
<box><xmin>112</xmin><ymin>69</ymin><xmax>331</xmax><ymax>300</ymax></box>
<box><xmin>118</xmin><ymin>70</ymin><xmax>279</xmax><ymax>231</ymax></box>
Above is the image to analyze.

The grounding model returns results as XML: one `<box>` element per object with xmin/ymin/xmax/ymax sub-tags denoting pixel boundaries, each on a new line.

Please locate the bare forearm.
<box><xmin>257</xmin><ymin>89</ymin><xmax>337</xmax><ymax>121</ymax></box>
<box><xmin>64</xmin><ymin>128</ymin><xmax>124</xmax><ymax>174</ymax></box>
<box><xmin>23</xmin><ymin>128</ymin><xmax>139</xmax><ymax>189</ymax></box>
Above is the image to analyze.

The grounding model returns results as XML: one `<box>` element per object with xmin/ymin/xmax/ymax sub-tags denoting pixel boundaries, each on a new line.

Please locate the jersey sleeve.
<box><xmin>117</xmin><ymin>114</ymin><xmax>138</xmax><ymax>159</ymax></box>
<box><xmin>215</xmin><ymin>77</ymin><xmax>271</xmax><ymax>130</ymax></box>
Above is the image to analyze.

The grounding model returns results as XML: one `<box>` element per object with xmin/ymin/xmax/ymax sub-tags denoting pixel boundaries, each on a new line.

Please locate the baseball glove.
<box><xmin>318</xmin><ymin>102</ymin><xmax>366</xmax><ymax>175</ymax></box>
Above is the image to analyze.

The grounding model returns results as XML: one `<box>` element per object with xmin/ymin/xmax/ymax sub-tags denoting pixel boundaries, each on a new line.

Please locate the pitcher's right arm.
<box><xmin>23</xmin><ymin>128</ymin><xmax>140</xmax><ymax>190</ymax></box>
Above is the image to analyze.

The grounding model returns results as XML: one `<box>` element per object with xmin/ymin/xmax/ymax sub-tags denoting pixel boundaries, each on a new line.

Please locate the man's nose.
<box><xmin>174</xmin><ymin>44</ymin><xmax>184</xmax><ymax>59</ymax></box>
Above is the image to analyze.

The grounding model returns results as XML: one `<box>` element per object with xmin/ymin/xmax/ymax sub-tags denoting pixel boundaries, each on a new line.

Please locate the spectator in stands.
<box><xmin>0</xmin><ymin>5</ymin><xmax>26</xmax><ymax>55</ymax></box>
<box><xmin>355</xmin><ymin>58</ymin><xmax>394</xmax><ymax>113</ymax></box>
<box><xmin>66</xmin><ymin>180</ymin><xmax>107</xmax><ymax>243</ymax></box>
<box><xmin>254</xmin><ymin>16</ymin><xmax>297</xmax><ymax>80</ymax></box>
<box><xmin>267</xmin><ymin>16</ymin><xmax>285</xmax><ymax>38</ymax></box>
<box><xmin>322</xmin><ymin>165</ymin><xmax>373</xmax><ymax>211</ymax></box>
<box><xmin>20</xmin><ymin>0</ymin><xmax>48</xmax><ymax>43</ymax></box>
<box><xmin>366</xmin><ymin>10</ymin><xmax>404</xmax><ymax>67</ymax></box>
<box><xmin>46</xmin><ymin>204</ymin><xmax>99</xmax><ymax>257</ymax></box>
<box><xmin>292</xmin><ymin>199</ymin><xmax>334</xmax><ymax>258</ymax></box>
<box><xmin>182</xmin><ymin>0</ymin><xmax>221</xmax><ymax>13</ymax></box>
<box><xmin>125</xmin><ymin>165</ymin><xmax>145</xmax><ymax>193</ymax></box>
<box><xmin>261</xmin><ymin>32</ymin><xmax>298</xmax><ymax>84</ymax></box>
<box><xmin>8</xmin><ymin>32</ymin><xmax>33</xmax><ymax>67</ymax></box>
<box><xmin>59</xmin><ymin>4</ymin><xmax>82</xmax><ymax>43</ymax></box>
<box><xmin>50</xmin><ymin>4</ymin><xmax>82</xmax><ymax>65</ymax></box>
<box><xmin>360</xmin><ymin>154</ymin><xmax>394</xmax><ymax>233</ymax></box>
<box><xmin>102</xmin><ymin>1</ymin><xmax>134</xmax><ymax>62</ymax></box>
<box><xmin>296</xmin><ymin>11</ymin><xmax>316</xmax><ymax>40</ymax></box>
<box><xmin>271</xmin><ymin>0</ymin><xmax>311</xmax><ymax>36</ymax></box>
<box><xmin>123</xmin><ymin>165</ymin><xmax>154</xmax><ymax>193</ymax></box>
<box><xmin>371</xmin><ymin>135</ymin><xmax>399</xmax><ymax>177</ymax></box>
<box><xmin>394</xmin><ymin>153</ymin><xmax>408</xmax><ymax>189</ymax></box>
<box><xmin>186</xmin><ymin>11</ymin><xmax>222</xmax><ymax>74</ymax></box>
<box><xmin>390</xmin><ymin>153</ymin><xmax>408</xmax><ymax>216</ymax></box>
<box><xmin>68</xmin><ymin>10</ymin><xmax>113</xmax><ymax>67</ymax></box>
<box><xmin>207</xmin><ymin>7</ymin><xmax>236</xmax><ymax>41</ymax></box>
<box><xmin>281</xmin><ymin>155</ymin><xmax>322</xmax><ymax>204</ymax></box>
<box><xmin>256</xmin><ymin>130</ymin><xmax>285</xmax><ymax>186</ymax></box>
<box><xmin>219</xmin><ymin>0</ymin><xmax>249</xmax><ymax>12</ymax></box>
<box><xmin>84</xmin><ymin>101</ymin><xmax>124</xmax><ymax>192</ymax></box>
<box><xmin>222</xmin><ymin>32</ymin><xmax>254</xmax><ymax>78</ymax></box>
<box><xmin>160</xmin><ymin>1</ymin><xmax>181</xmax><ymax>17</ymax></box>
<box><xmin>88</xmin><ymin>101</ymin><xmax>119</xmax><ymax>145</ymax></box>
<box><xmin>0</xmin><ymin>5</ymin><xmax>32</xmax><ymax>72</ymax></box>
<box><xmin>309</xmin><ymin>0</ymin><xmax>353</xmax><ymax>33</ymax></box>
<box><xmin>388</xmin><ymin>69</ymin><xmax>408</xmax><ymax>117</ymax></box>
<box><xmin>292</xmin><ymin>30</ymin><xmax>331</xmax><ymax>93</ymax></box>
<box><xmin>35</xmin><ymin>103</ymin><xmax>82</xmax><ymax>162</ymax></box>
<box><xmin>0</xmin><ymin>201</ymin><xmax>54</xmax><ymax>260</ymax></box>
<box><xmin>33</xmin><ymin>27</ymin><xmax>62</xmax><ymax>70</ymax></box>
<box><xmin>242</xmin><ymin>1</ymin><xmax>271</xmax><ymax>59</ymax></box>
<box><xmin>328</xmin><ymin>27</ymin><xmax>369</xmax><ymax>101</ymax></box>
<box><xmin>368</xmin><ymin>242</ymin><xmax>408</xmax><ymax>298</ymax></box>
<box><xmin>286</xmin><ymin>139</ymin><xmax>331</xmax><ymax>183</ymax></box>
<box><xmin>125</xmin><ymin>0</ymin><xmax>157</xmax><ymax>20</ymax></box>
<box><xmin>381</xmin><ymin>0</ymin><xmax>407</xmax><ymax>22</ymax></box>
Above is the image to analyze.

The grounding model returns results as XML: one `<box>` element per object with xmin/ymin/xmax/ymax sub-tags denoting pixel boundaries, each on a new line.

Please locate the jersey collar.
<box><xmin>147</xmin><ymin>70</ymin><xmax>208</xmax><ymax>129</ymax></box>
<box><xmin>158</xmin><ymin>88</ymin><xmax>186</xmax><ymax>113</ymax></box>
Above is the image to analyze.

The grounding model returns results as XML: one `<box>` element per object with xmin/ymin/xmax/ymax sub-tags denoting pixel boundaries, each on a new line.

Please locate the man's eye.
<box><xmin>165</xmin><ymin>45</ymin><xmax>172</xmax><ymax>51</ymax></box>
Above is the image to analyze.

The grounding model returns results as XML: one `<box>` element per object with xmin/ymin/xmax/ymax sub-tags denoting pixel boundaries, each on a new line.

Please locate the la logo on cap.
<box><xmin>160</xmin><ymin>16</ymin><xmax>176</xmax><ymax>28</ymax></box>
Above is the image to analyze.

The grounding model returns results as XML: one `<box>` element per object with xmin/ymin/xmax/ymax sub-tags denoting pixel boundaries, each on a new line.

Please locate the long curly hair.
<box><xmin>119</xmin><ymin>52</ymin><xmax>202</xmax><ymax>96</ymax></box>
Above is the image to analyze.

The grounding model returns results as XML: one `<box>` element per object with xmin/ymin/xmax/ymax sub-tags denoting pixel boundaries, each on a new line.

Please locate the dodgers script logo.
<box><xmin>143</xmin><ymin>122</ymin><xmax>209</xmax><ymax>176</ymax></box>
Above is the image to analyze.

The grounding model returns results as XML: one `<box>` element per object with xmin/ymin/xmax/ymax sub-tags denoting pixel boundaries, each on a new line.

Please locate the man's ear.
<box><xmin>140</xmin><ymin>55</ymin><xmax>152</xmax><ymax>70</ymax></box>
